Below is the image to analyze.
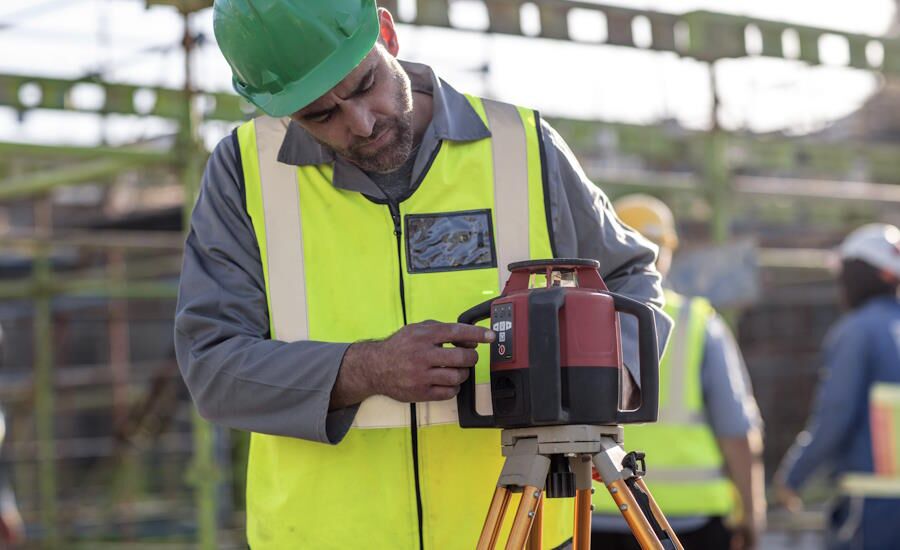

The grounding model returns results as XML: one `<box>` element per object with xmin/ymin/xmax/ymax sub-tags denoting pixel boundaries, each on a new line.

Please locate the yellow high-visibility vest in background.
<box><xmin>235</xmin><ymin>96</ymin><xmax>573</xmax><ymax>549</ymax></box>
<box><xmin>593</xmin><ymin>290</ymin><xmax>734</xmax><ymax>517</ymax></box>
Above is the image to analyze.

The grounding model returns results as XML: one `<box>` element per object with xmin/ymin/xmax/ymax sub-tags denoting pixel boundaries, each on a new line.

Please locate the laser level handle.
<box><xmin>456</xmin><ymin>298</ymin><xmax>496</xmax><ymax>428</ymax></box>
<box><xmin>528</xmin><ymin>288</ymin><xmax>568</xmax><ymax>424</ymax></box>
<box><xmin>611</xmin><ymin>293</ymin><xmax>660</xmax><ymax>423</ymax></box>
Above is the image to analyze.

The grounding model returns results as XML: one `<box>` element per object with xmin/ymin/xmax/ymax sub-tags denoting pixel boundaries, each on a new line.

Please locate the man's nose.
<box><xmin>344</xmin><ymin>102</ymin><xmax>376</xmax><ymax>138</ymax></box>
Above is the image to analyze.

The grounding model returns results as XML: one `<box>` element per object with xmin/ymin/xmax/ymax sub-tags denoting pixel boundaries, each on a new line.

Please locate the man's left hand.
<box><xmin>730</xmin><ymin>519</ymin><xmax>761</xmax><ymax>550</ymax></box>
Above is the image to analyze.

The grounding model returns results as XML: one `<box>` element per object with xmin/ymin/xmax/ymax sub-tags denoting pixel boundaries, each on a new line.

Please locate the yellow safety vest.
<box><xmin>593</xmin><ymin>290</ymin><xmax>734</xmax><ymax>517</ymax></box>
<box><xmin>235</xmin><ymin>96</ymin><xmax>573</xmax><ymax>549</ymax></box>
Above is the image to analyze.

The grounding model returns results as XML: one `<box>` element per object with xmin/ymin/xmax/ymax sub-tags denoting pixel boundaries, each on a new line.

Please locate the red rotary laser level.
<box><xmin>456</xmin><ymin>260</ymin><xmax>681</xmax><ymax>550</ymax></box>
<box><xmin>457</xmin><ymin>258</ymin><xmax>659</xmax><ymax>429</ymax></box>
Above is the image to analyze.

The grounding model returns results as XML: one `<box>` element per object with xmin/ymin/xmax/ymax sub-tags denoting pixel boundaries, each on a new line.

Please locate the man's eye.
<box><xmin>309</xmin><ymin>111</ymin><xmax>334</xmax><ymax>124</ymax></box>
<box><xmin>358</xmin><ymin>77</ymin><xmax>376</xmax><ymax>95</ymax></box>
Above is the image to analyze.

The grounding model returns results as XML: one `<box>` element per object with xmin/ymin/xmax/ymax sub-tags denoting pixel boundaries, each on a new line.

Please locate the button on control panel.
<box><xmin>491</xmin><ymin>303</ymin><xmax>514</xmax><ymax>362</ymax></box>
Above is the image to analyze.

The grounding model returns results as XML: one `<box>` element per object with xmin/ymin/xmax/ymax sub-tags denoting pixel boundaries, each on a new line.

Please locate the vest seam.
<box><xmin>687</xmin><ymin>298</ymin><xmax>713</xmax><ymax>413</ymax></box>
<box><xmin>401</xmin><ymin>139</ymin><xmax>442</xmax><ymax>204</ymax></box>
<box><xmin>234</xmin><ymin>122</ymin><xmax>274</xmax><ymax>339</ymax></box>
<box><xmin>231</xmin><ymin>128</ymin><xmax>249</xmax><ymax>222</ymax></box>
<box><xmin>659</xmin><ymin>299</ymin><xmax>693</xmax><ymax>420</ymax></box>
<box><xmin>533</xmin><ymin>110</ymin><xmax>558</xmax><ymax>258</ymax></box>
<box><xmin>368</xmin><ymin>179</ymin><xmax>424</xmax><ymax>550</ymax></box>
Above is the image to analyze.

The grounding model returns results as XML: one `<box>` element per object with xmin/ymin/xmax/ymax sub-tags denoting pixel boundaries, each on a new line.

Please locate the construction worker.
<box><xmin>174</xmin><ymin>2</ymin><xmax>671</xmax><ymax>549</ymax></box>
<box><xmin>592</xmin><ymin>195</ymin><xmax>766</xmax><ymax>550</ymax></box>
<box><xmin>776</xmin><ymin>224</ymin><xmax>900</xmax><ymax>549</ymax></box>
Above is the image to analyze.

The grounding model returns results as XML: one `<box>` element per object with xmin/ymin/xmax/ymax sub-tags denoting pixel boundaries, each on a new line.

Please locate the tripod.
<box><xmin>477</xmin><ymin>424</ymin><xmax>683</xmax><ymax>550</ymax></box>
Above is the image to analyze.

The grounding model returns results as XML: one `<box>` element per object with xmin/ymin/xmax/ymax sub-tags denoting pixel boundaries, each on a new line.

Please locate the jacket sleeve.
<box><xmin>780</xmin><ymin>317</ymin><xmax>871</xmax><ymax>490</ymax></box>
<box><xmin>540</xmin><ymin>119</ymin><xmax>673</xmax><ymax>378</ymax></box>
<box><xmin>701</xmin><ymin>314</ymin><xmax>763</xmax><ymax>437</ymax></box>
<box><xmin>174</xmin><ymin>134</ymin><xmax>358</xmax><ymax>444</ymax></box>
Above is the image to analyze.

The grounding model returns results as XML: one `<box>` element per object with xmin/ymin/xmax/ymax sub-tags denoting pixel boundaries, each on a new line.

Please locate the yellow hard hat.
<box><xmin>613</xmin><ymin>194</ymin><xmax>679</xmax><ymax>250</ymax></box>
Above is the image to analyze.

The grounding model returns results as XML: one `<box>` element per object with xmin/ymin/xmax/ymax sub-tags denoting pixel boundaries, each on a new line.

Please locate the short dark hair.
<box><xmin>839</xmin><ymin>259</ymin><xmax>899</xmax><ymax>310</ymax></box>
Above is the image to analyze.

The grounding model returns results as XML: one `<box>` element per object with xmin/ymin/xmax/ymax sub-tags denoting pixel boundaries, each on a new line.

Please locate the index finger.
<box><xmin>428</xmin><ymin>322</ymin><xmax>495</xmax><ymax>345</ymax></box>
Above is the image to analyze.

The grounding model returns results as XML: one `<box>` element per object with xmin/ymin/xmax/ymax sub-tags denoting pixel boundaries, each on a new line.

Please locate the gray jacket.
<box><xmin>174</xmin><ymin>61</ymin><xmax>671</xmax><ymax>444</ymax></box>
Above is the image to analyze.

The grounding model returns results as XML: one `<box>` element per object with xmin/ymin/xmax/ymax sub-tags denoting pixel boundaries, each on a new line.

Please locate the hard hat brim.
<box><xmin>234</xmin><ymin>11</ymin><xmax>381</xmax><ymax>118</ymax></box>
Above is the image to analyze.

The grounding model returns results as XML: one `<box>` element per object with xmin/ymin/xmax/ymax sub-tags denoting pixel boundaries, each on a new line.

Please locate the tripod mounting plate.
<box><xmin>501</xmin><ymin>424</ymin><xmax>624</xmax><ymax>457</ymax></box>
<box><xmin>495</xmin><ymin>425</ymin><xmax>627</xmax><ymax>491</ymax></box>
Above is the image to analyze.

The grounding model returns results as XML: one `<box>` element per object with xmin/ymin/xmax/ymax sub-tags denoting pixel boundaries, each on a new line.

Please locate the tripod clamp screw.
<box><xmin>622</xmin><ymin>451</ymin><xmax>647</xmax><ymax>478</ymax></box>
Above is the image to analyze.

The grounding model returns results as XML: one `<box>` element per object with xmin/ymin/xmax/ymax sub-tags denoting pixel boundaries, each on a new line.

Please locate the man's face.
<box><xmin>291</xmin><ymin>45</ymin><xmax>414</xmax><ymax>174</ymax></box>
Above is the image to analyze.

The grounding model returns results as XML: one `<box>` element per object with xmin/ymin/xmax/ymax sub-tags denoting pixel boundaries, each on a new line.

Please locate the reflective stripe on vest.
<box><xmin>237</xmin><ymin>96</ymin><xmax>572</xmax><ymax>549</ymax></box>
<box><xmin>593</xmin><ymin>291</ymin><xmax>734</xmax><ymax>517</ymax></box>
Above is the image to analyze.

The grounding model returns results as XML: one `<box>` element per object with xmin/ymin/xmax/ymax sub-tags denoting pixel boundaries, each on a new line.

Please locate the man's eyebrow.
<box><xmin>301</xmin><ymin>66</ymin><xmax>376</xmax><ymax>120</ymax></box>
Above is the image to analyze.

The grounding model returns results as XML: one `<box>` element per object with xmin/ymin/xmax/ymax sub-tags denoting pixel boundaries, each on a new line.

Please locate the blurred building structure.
<box><xmin>1</xmin><ymin>0</ymin><xmax>899</xmax><ymax>547</ymax></box>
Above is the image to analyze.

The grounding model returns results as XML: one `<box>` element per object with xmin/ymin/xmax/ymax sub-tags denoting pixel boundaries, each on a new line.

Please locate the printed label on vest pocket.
<box><xmin>405</xmin><ymin>209</ymin><xmax>497</xmax><ymax>274</ymax></box>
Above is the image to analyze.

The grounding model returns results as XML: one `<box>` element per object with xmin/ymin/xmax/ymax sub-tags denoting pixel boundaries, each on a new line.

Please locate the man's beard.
<box><xmin>346</xmin><ymin>112</ymin><xmax>414</xmax><ymax>174</ymax></box>
<box><xmin>339</xmin><ymin>72</ymin><xmax>415</xmax><ymax>174</ymax></box>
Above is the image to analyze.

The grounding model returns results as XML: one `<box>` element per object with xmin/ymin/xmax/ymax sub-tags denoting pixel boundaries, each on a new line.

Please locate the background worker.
<box><xmin>592</xmin><ymin>195</ymin><xmax>766</xmax><ymax>550</ymax></box>
<box><xmin>175</xmin><ymin>2</ymin><xmax>671</xmax><ymax>548</ymax></box>
<box><xmin>776</xmin><ymin>224</ymin><xmax>900</xmax><ymax>549</ymax></box>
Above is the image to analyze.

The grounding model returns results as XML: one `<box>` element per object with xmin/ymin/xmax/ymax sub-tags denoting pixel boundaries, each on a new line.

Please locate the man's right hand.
<box><xmin>0</xmin><ymin>506</ymin><xmax>25</xmax><ymax>546</ymax></box>
<box><xmin>774</xmin><ymin>479</ymin><xmax>803</xmax><ymax>513</ymax></box>
<box><xmin>331</xmin><ymin>321</ymin><xmax>495</xmax><ymax>409</ymax></box>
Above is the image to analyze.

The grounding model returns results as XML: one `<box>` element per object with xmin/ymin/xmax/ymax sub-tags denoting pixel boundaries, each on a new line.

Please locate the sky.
<box><xmin>0</xmin><ymin>0</ymin><xmax>895</xmax><ymax>150</ymax></box>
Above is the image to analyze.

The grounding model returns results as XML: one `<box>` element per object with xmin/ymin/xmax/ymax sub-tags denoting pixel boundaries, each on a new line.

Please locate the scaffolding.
<box><xmin>0</xmin><ymin>0</ymin><xmax>898</xmax><ymax>546</ymax></box>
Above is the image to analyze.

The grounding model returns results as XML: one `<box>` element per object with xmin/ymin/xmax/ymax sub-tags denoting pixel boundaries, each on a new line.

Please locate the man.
<box><xmin>592</xmin><ymin>195</ymin><xmax>765</xmax><ymax>550</ymax></box>
<box><xmin>776</xmin><ymin>224</ymin><xmax>900</xmax><ymax>549</ymax></box>
<box><xmin>175</xmin><ymin>2</ymin><xmax>670</xmax><ymax>548</ymax></box>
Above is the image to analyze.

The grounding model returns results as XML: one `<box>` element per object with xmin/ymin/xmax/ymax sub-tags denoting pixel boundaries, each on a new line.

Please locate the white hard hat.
<box><xmin>840</xmin><ymin>223</ymin><xmax>900</xmax><ymax>278</ymax></box>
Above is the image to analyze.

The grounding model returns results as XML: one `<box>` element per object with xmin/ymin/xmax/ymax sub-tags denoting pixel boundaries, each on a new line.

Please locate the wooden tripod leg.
<box><xmin>525</xmin><ymin>494</ymin><xmax>543</xmax><ymax>550</ymax></box>
<box><xmin>505</xmin><ymin>486</ymin><xmax>542</xmax><ymax>550</ymax></box>
<box><xmin>635</xmin><ymin>479</ymin><xmax>683</xmax><ymax>550</ymax></box>
<box><xmin>572</xmin><ymin>488</ymin><xmax>593</xmax><ymax>550</ymax></box>
<box><xmin>607</xmin><ymin>479</ymin><xmax>664</xmax><ymax>550</ymax></box>
<box><xmin>478</xmin><ymin>487</ymin><xmax>513</xmax><ymax>550</ymax></box>
<box><xmin>570</xmin><ymin>453</ymin><xmax>595</xmax><ymax>550</ymax></box>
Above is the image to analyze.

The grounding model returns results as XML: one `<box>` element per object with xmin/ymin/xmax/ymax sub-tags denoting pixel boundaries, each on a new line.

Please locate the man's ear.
<box><xmin>377</xmin><ymin>8</ymin><xmax>399</xmax><ymax>56</ymax></box>
<box><xmin>878</xmin><ymin>269</ymin><xmax>900</xmax><ymax>285</ymax></box>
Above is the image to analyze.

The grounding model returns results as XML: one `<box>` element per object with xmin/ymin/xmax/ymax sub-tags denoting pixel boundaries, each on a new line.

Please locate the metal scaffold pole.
<box><xmin>177</xmin><ymin>8</ymin><xmax>219</xmax><ymax>549</ymax></box>
<box><xmin>33</xmin><ymin>200</ymin><xmax>59</xmax><ymax>548</ymax></box>
<box><xmin>705</xmin><ymin>61</ymin><xmax>732</xmax><ymax>244</ymax></box>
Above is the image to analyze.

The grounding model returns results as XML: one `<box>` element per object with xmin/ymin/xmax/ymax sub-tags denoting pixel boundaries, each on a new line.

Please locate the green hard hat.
<box><xmin>213</xmin><ymin>0</ymin><xmax>380</xmax><ymax>117</ymax></box>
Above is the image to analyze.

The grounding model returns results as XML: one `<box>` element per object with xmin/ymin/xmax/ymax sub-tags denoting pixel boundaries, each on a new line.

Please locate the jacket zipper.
<box><xmin>367</xmin><ymin>142</ymin><xmax>440</xmax><ymax>550</ymax></box>
<box><xmin>388</xmin><ymin>200</ymin><xmax>425</xmax><ymax>550</ymax></box>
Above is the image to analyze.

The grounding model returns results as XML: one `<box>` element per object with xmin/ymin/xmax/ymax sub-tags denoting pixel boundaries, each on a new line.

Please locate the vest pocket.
<box><xmin>404</xmin><ymin>209</ymin><xmax>497</xmax><ymax>274</ymax></box>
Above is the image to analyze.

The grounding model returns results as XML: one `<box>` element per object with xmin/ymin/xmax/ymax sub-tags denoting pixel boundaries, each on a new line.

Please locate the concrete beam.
<box><xmin>0</xmin><ymin>140</ymin><xmax>171</xmax><ymax>162</ymax></box>
<box><xmin>0</xmin><ymin>73</ymin><xmax>251</xmax><ymax>121</ymax></box>
<box><xmin>0</xmin><ymin>156</ymin><xmax>167</xmax><ymax>200</ymax></box>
